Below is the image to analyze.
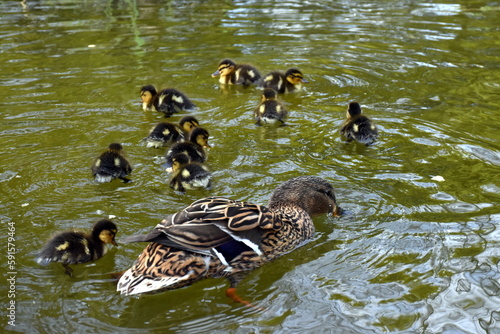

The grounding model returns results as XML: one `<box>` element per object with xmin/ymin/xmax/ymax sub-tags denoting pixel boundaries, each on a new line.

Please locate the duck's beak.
<box><xmin>332</xmin><ymin>205</ymin><xmax>343</xmax><ymax>217</ymax></box>
<box><xmin>112</xmin><ymin>238</ymin><xmax>118</xmax><ymax>246</ymax></box>
<box><xmin>212</xmin><ymin>70</ymin><xmax>220</xmax><ymax>77</ymax></box>
<box><xmin>302</xmin><ymin>78</ymin><xmax>309</xmax><ymax>83</ymax></box>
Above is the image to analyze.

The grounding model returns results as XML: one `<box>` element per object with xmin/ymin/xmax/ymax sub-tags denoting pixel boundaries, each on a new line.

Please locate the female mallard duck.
<box><xmin>140</xmin><ymin>85</ymin><xmax>196</xmax><ymax>117</ymax></box>
<box><xmin>117</xmin><ymin>176</ymin><xmax>341</xmax><ymax>301</ymax></box>
<box><xmin>92</xmin><ymin>143</ymin><xmax>132</xmax><ymax>183</ymax></box>
<box><xmin>35</xmin><ymin>219</ymin><xmax>118</xmax><ymax>277</ymax></box>
<box><xmin>260</xmin><ymin>68</ymin><xmax>308</xmax><ymax>93</ymax></box>
<box><xmin>254</xmin><ymin>88</ymin><xmax>288</xmax><ymax>125</ymax></box>
<box><xmin>212</xmin><ymin>58</ymin><xmax>261</xmax><ymax>86</ymax></box>
<box><xmin>144</xmin><ymin>116</ymin><xmax>200</xmax><ymax>148</ymax></box>
<box><xmin>340</xmin><ymin>102</ymin><xmax>378</xmax><ymax>146</ymax></box>
<box><xmin>165</xmin><ymin>127</ymin><xmax>211</xmax><ymax>172</ymax></box>
<box><xmin>169</xmin><ymin>153</ymin><xmax>212</xmax><ymax>192</ymax></box>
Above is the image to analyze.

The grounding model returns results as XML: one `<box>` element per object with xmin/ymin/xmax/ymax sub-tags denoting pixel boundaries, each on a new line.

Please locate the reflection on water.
<box><xmin>1</xmin><ymin>0</ymin><xmax>499</xmax><ymax>333</ymax></box>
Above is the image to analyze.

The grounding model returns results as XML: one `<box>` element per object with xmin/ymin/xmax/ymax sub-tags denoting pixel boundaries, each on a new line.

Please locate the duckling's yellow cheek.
<box><xmin>56</xmin><ymin>241</ymin><xmax>70</xmax><ymax>251</ymax></box>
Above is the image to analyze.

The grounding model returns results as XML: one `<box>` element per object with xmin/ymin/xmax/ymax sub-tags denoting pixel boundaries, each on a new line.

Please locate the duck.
<box><xmin>212</xmin><ymin>58</ymin><xmax>261</xmax><ymax>86</ymax></box>
<box><xmin>144</xmin><ymin>116</ymin><xmax>200</xmax><ymax>148</ymax></box>
<box><xmin>164</xmin><ymin>127</ymin><xmax>211</xmax><ymax>172</ymax></box>
<box><xmin>140</xmin><ymin>85</ymin><xmax>196</xmax><ymax>117</ymax></box>
<box><xmin>91</xmin><ymin>143</ymin><xmax>132</xmax><ymax>183</ymax></box>
<box><xmin>254</xmin><ymin>88</ymin><xmax>288</xmax><ymax>125</ymax></box>
<box><xmin>260</xmin><ymin>68</ymin><xmax>308</xmax><ymax>93</ymax></box>
<box><xmin>35</xmin><ymin>219</ymin><xmax>118</xmax><ymax>277</ymax></box>
<box><xmin>340</xmin><ymin>102</ymin><xmax>378</xmax><ymax>146</ymax></box>
<box><xmin>117</xmin><ymin>175</ymin><xmax>341</xmax><ymax>303</ymax></box>
<box><xmin>169</xmin><ymin>153</ymin><xmax>212</xmax><ymax>192</ymax></box>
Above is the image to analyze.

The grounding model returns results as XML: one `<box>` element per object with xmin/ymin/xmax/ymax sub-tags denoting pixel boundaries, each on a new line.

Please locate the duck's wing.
<box><xmin>122</xmin><ymin>197</ymin><xmax>281</xmax><ymax>256</ymax></box>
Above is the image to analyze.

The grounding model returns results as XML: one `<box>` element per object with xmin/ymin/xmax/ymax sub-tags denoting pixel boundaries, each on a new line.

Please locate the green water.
<box><xmin>1</xmin><ymin>0</ymin><xmax>499</xmax><ymax>333</ymax></box>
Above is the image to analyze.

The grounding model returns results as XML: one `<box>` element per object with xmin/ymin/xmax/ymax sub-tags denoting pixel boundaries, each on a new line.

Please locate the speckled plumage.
<box><xmin>253</xmin><ymin>88</ymin><xmax>288</xmax><ymax>125</ymax></box>
<box><xmin>340</xmin><ymin>102</ymin><xmax>378</xmax><ymax>146</ymax></box>
<box><xmin>117</xmin><ymin>176</ymin><xmax>340</xmax><ymax>296</ymax></box>
<box><xmin>169</xmin><ymin>154</ymin><xmax>212</xmax><ymax>192</ymax></box>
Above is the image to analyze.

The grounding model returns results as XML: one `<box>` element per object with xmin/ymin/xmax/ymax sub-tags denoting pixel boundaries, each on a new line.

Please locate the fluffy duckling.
<box><xmin>340</xmin><ymin>102</ymin><xmax>378</xmax><ymax>146</ymax></box>
<box><xmin>92</xmin><ymin>143</ymin><xmax>132</xmax><ymax>183</ymax></box>
<box><xmin>140</xmin><ymin>85</ymin><xmax>196</xmax><ymax>117</ymax></box>
<box><xmin>117</xmin><ymin>176</ymin><xmax>341</xmax><ymax>300</ymax></box>
<box><xmin>260</xmin><ymin>68</ymin><xmax>308</xmax><ymax>93</ymax></box>
<box><xmin>35</xmin><ymin>219</ymin><xmax>118</xmax><ymax>277</ymax></box>
<box><xmin>169</xmin><ymin>153</ymin><xmax>212</xmax><ymax>192</ymax></box>
<box><xmin>144</xmin><ymin>116</ymin><xmax>200</xmax><ymax>148</ymax></box>
<box><xmin>254</xmin><ymin>88</ymin><xmax>288</xmax><ymax>125</ymax></box>
<box><xmin>212</xmin><ymin>58</ymin><xmax>261</xmax><ymax>86</ymax></box>
<box><xmin>165</xmin><ymin>127</ymin><xmax>211</xmax><ymax>172</ymax></box>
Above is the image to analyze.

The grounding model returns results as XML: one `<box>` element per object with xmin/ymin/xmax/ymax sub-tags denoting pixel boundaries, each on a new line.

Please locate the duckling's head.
<box><xmin>108</xmin><ymin>143</ymin><xmax>124</xmax><ymax>153</ymax></box>
<box><xmin>189</xmin><ymin>127</ymin><xmax>211</xmax><ymax>148</ymax></box>
<box><xmin>92</xmin><ymin>219</ymin><xmax>118</xmax><ymax>246</ymax></box>
<box><xmin>140</xmin><ymin>85</ymin><xmax>157</xmax><ymax>105</ymax></box>
<box><xmin>179</xmin><ymin>116</ymin><xmax>200</xmax><ymax>133</ymax></box>
<box><xmin>346</xmin><ymin>102</ymin><xmax>362</xmax><ymax>118</ymax></box>
<box><xmin>261</xmin><ymin>88</ymin><xmax>278</xmax><ymax>101</ymax></box>
<box><xmin>171</xmin><ymin>153</ymin><xmax>190</xmax><ymax>173</ymax></box>
<box><xmin>212</xmin><ymin>59</ymin><xmax>236</xmax><ymax>77</ymax></box>
<box><xmin>285</xmin><ymin>68</ymin><xmax>308</xmax><ymax>85</ymax></box>
<box><xmin>268</xmin><ymin>176</ymin><xmax>341</xmax><ymax>216</ymax></box>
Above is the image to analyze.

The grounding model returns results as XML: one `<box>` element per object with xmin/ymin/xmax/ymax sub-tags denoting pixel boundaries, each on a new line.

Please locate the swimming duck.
<box><xmin>260</xmin><ymin>68</ymin><xmax>308</xmax><ymax>93</ymax></box>
<box><xmin>165</xmin><ymin>127</ymin><xmax>211</xmax><ymax>172</ymax></box>
<box><xmin>169</xmin><ymin>153</ymin><xmax>212</xmax><ymax>192</ymax></box>
<box><xmin>92</xmin><ymin>143</ymin><xmax>132</xmax><ymax>183</ymax></box>
<box><xmin>35</xmin><ymin>219</ymin><xmax>118</xmax><ymax>277</ymax></box>
<box><xmin>340</xmin><ymin>102</ymin><xmax>378</xmax><ymax>146</ymax></box>
<box><xmin>254</xmin><ymin>88</ymin><xmax>288</xmax><ymax>125</ymax></box>
<box><xmin>140</xmin><ymin>85</ymin><xmax>196</xmax><ymax>117</ymax></box>
<box><xmin>117</xmin><ymin>176</ymin><xmax>341</xmax><ymax>301</ymax></box>
<box><xmin>212</xmin><ymin>59</ymin><xmax>261</xmax><ymax>86</ymax></box>
<box><xmin>144</xmin><ymin>116</ymin><xmax>201</xmax><ymax>148</ymax></box>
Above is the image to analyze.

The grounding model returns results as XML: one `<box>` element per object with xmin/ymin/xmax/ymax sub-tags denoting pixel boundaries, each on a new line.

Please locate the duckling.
<box><xmin>340</xmin><ymin>102</ymin><xmax>378</xmax><ymax>146</ymax></box>
<box><xmin>254</xmin><ymin>88</ymin><xmax>288</xmax><ymax>125</ymax></box>
<box><xmin>117</xmin><ymin>176</ymin><xmax>341</xmax><ymax>302</ymax></box>
<box><xmin>92</xmin><ymin>143</ymin><xmax>132</xmax><ymax>183</ymax></box>
<box><xmin>260</xmin><ymin>68</ymin><xmax>308</xmax><ymax>93</ymax></box>
<box><xmin>169</xmin><ymin>153</ymin><xmax>212</xmax><ymax>192</ymax></box>
<box><xmin>140</xmin><ymin>85</ymin><xmax>196</xmax><ymax>117</ymax></box>
<box><xmin>212</xmin><ymin>58</ymin><xmax>261</xmax><ymax>86</ymax></box>
<box><xmin>144</xmin><ymin>116</ymin><xmax>201</xmax><ymax>148</ymax></box>
<box><xmin>35</xmin><ymin>219</ymin><xmax>118</xmax><ymax>277</ymax></box>
<box><xmin>165</xmin><ymin>127</ymin><xmax>211</xmax><ymax>172</ymax></box>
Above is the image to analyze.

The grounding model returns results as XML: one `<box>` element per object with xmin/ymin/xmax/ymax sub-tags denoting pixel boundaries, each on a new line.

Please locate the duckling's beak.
<box><xmin>332</xmin><ymin>205</ymin><xmax>343</xmax><ymax>217</ymax></box>
<box><xmin>112</xmin><ymin>238</ymin><xmax>118</xmax><ymax>246</ymax></box>
<box><xmin>204</xmin><ymin>143</ymin><xmax>211</xmax><ymax>148</ymax></box>
<box><xmin>301</xmin><ymin>78</ymin><xmax>309</xmax><ymax>83</ymax></box>
<box><xmin>212</xmin><ymin>70</ymin><xmax>220</xmax><ymax>77</ymax></box>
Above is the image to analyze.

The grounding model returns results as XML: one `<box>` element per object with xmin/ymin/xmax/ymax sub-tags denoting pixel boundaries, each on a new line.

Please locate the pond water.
<box><xmin>1</xmin><ymin>0</ymin><xmax>499</xmax><ymax>333</ymax></box>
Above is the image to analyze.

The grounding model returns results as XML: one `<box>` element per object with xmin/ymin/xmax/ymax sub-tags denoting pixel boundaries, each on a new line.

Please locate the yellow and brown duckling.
<box><xmin>144</xmin><ymin>116</ymin><xmax>201</xmax><ymax>148</ymax></box>
<box><xmin>169</xmin><ymin>153</ymin><xmax>212</xmax><ymax>192</ymax></box>
<box><xmin>165</xmin><ymin>127</ymin><xmax>211</xmax><ymax>172</ymax></box>
<box><xmin>35</xmin><ymin>219</ymin><xmax>118</xmax><ymax>277</ymax></box>
<box><xmin>140</xmin><ymin>85</ymin><xmax>196</xmax><ymax>117</ymax></box>
<box><xmin>260</xmin><ymin>68</ymin><xmax>308</xmax><ymax>93</ymax></box>
<box><xmin>117</xmin><ymin>176</ymin><xmax>341</xmax><ymax>302</ymax></box>
<box><xmin>212</xmin><ymin>58</ymin><xmax>261</xmax><ymax>86</ymax></box>
<box><xmin>340</xmin><ymin>102</ymin><xmax>378</xmax><ymax>146</ymax></box>
<box><xmin>92</xmin><ymin>143</ymin><xmax>132</xmax><ymax>183</ymax></box>
<box><xmin>254</xmin><ymin>88</ymin><xmax>288</xmax><ymax>125</ymax></box>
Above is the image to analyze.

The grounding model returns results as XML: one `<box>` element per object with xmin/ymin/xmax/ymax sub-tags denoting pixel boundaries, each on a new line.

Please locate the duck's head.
<box><xmin>346</xmin><ymin>102</ymin><xmax>362</xmax><ymax>118</ymax></box>
<box><xmin>92</xmin><ymin>219</ymin><xmax>118</xmax><ymax>246</ymax></box>
<box><xmin>108</xmin><ymin>143</ymin><xmax>124</xmax><ymax>153</ymax></box>
<box><xmin>261</xmin><ymin>88</ymin><xmax>278</xmax><ymax>101</ymax></box>
<box><xmin>171</xmin><ymin>153</ymin><xmax>190</xmax><ymax>173</ymax></box>
<box><xmin>189</xmin><ymin>127</ymin><xmax>211</xmax><ymax>148</ymax></box>
<box><xmin>140</xmin><ymin>85</ymin><xmax>157</xmax><ymax>105</ymax></box>
<box><xmin>285</xmin><ymin>68</ymin><xmax>308</xmax><ymax>85</ymax></box>
<box><xmin>268</xmin><ymin>176</ymin><xmax>341</xmax><ymax>216</ymax></box>
<box><xmin>179</xmin><ymin>116</ymin><xmax>200</xmax><ymax>133</ymax></box>
<box><xmin>212</xmin><ymin>59</ymin><xmax>236</xmax><ymax>77</ymax></box>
